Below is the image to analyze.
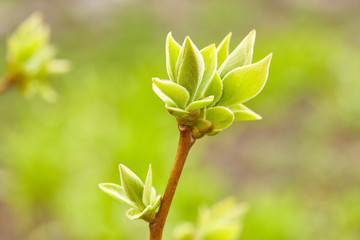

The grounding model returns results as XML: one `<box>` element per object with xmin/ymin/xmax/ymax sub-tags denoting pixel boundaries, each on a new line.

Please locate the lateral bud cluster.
<box><xmin>99</xmin><ymin>164</ymin><xmax>161</xmax><ymax>222</ymax></box>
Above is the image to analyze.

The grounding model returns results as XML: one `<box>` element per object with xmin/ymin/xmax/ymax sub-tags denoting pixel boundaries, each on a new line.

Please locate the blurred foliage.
<box><xmin>5</xmin><ymin>12</ymin><xmax>69</xmax><ymax>101</ymax></box>
<box><xmin>0</xmin><ymin>0</ymin><xmax>359</xmax><ymax>239</ymax></box>
<box><xmin>173</xmin><ymin>197</ymin><xmax>247</xmax><ymax>240</ymax></box>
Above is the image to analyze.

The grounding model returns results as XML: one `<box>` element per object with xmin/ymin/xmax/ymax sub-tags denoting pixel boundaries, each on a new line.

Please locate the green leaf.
<box><xmin>126</xmin><ymin>205</ymin><xmax>152</xmax><ymax>221</ymax></box>
<box><xmin>166</xmin><ymin>105</ymin><xmax>190</xmax><ymax>117</ymax></box>
<box><xmin>218</xmin><ymin>30</ymin><xmax>256</xmax><ymax>78</ymax></box>
<box><xmin>229</xmin><ymin>104</ymin><xmax>262</xmax><ymax>121</ymax></box>
<box><xmin>175</xmin><ymin>37</ymin><xmax>204</xmax><ymax>101</ymax></box>
<box><xmin>142</xmin><ymin>164</ymin><xmax>153</xmax><ymax>206</ymax></box>
<box><xmin>166</xmin><ymin>32</ymin><xmax>181</xmax><ymax>82</ymax></box>
<box><xmin>204</xmin><ymin>72</ymin><xmax>223</xmax><ymax>106</ymax></box>
<box><xmin>119</xmin><ymin>164</ymin><xmax>145</xmax><ymax>210</ymax></box>
<box><xmin>152</xmin><ymin>78</ymin><xmax>189</xmax><ymax>109</ymax></box>
<box><xmin>194</xmin><ymin>44</ymin><xmax>217</xmax><ymax>100</ymax></box>
<box><xmin>150</xmin><ymin>187</ymin><xmax>156</xmax><ymax>203</ymax></box>
<box><xmin>217</xmin><ymin>54</ymin><xmax>272</xmax><ymax>106</ymax></box>
<box><xmin>185</xmin><ymin>95</ymin><xmax>214</xmax><ymax>112</ymax></box>
<box><xmin>216</xmin><ymin>32</ymin><xmax>232</xmax><ymax>69</ymax></box>
<box><xmin>150</xmin><ymin>195</ymin><xmax>162</xmax><ymax>211</ymax></box>
<box><xmin>206</xmin><ymin>107</ymin><xmax>234</xmax><ymax>130</ymax></box>
<box><xmin>98</xmin><ymin>183</ymin><xmax>137</xmax><ymax>208</ymax></box>
<box><xmin>206</xmin><ymin>129</ymin><xmax>222</xmax><ymax>136</ymax></box>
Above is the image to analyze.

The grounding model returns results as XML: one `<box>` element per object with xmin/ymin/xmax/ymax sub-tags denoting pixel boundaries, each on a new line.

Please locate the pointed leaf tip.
<box><xmin>175</xmin><ymin>36</ymin><xmax>205</xmax><ymax>101</ymax></box>
<box><xmin>166</xmin><ymin>32</ymin><xmax>181</xmax><ymax>82</ymax></box>
<box><xmin>143</xmin><ymin>164</ymin><xmax>153</xmax><ymax>206</ymax></box>
<box><xmin>217</xmin><ymin>53</ymin><xmax>272</xmax><ymax>106</ymax></box>
<box><xmin>229</xmin><ymin>104</ymin><xmax>262</xmax><ymax>121</ymax></box>
<box><xmin>119</xmin><ymin>164</ymin><xmax>145</xmax><ymax>210</ymax></box>
<box><xmin>218</xmin><ymin>30</ymin><xmax>257</xmax><ymax>78</ymax></box>
<box><xmin>217</xmin><ymin>32</ymin><xmax>232</xmax><ymax>68</ymax></box>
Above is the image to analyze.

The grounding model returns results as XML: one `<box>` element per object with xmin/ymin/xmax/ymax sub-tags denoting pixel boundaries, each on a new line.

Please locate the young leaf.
<box><xmin>150</xmin><ymin>195</ymin><xmax>162</xmax><ymax>211</ymax></box>
<box><xmin>143</xmin><ymin>164</ymin><xmax>153</xmax><ymax>206</ymax></box>
<box><xmin>153</xmin><ymin>83</ymin><xmax>177</xmax><ymax>108</ymax></box>
<box><xmin>166</xmin><ymin>32</ymin><xmax>181</xmax><ymax>82</ymax></box>
<box><xmin>185</xmin><ymin>95</ymin><xmax>214</xmax><ymax>112</ymax></box>
<box><xmin>204</xmin><ymin>72</ymin><xmax>223</xmax><ymax>106</ymax></box>
<box><xmin>98</xmin><ymin>183</ymin><xmax>137</xmax><ymax>208</ymax></box>
<box><xmin>194</xmin><ymin>44</ymin><xmax>217</xmax><ymax>100</ymax></box>
<box><xmin>119</xmin><ymin>164</ymin><xmax>145</xmax><ymax>210</ymax></box>
<box><xmin>152</xmin><ymin>78</ymin><xmax>189</xmax><ymax>109</ymax></box>
<box><xmin>218</xmin><ymin>30</ymin><xmax>256</xmax><ymax>78</ymax></box>
<box><xmin>206</xmin><ymin>106</ymin><xmax>235</xmax><ymax>130</ymax></box>
<box><xmin>229</xmin><ymin>104</ymin><xmax>262</xmax><ymax>121</ymax></box>
<box><xmin>166</xmin><ymin>105</ymin><xmax>190</xmax><ymax>117</ymax></box>
<box><xmin>206</xmin><ymin>129</ymin><xmax>222</xmax><ymax>136</ymax></box>
<box><xmin>150</xmin><ymin>187</ymin><xmax>156</xmax><ymax>204</ymax></box>
<box><xmin>216</xmin><ymin>32</ymin><xmax>232</xmax><ymax>68</ymax></box>
<box><xmin>126</xmin><ymin>205</ymin><xmax>152</xmax><ymax>221</ymax></box>
<box><xmin>175</xmin><ymin>37</ymin><xmax>204</xmax><ymax>101</ymax></box>
<box><xmin>217</xmin><ymin>54</ymin><xmax>272</xmax><ymax>106</ymax></box>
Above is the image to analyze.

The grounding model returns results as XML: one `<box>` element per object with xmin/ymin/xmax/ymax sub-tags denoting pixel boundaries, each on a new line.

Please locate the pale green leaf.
<box><xmin>206</xmin><ymin>129</ymin><xmax>222</xmax><ymax>136</ymax></box>
<box><xmin>152</xmin><ymin>78</ymin><xmax>189</xmax><ymax>109</ymax></box>
<box><xmin>217</xmin><ymin>54</ymin><xmax>272</xmax><ymax>106</ymax></box>
<box><xmin>185</xmin><ymin>95</ymin><xmax>214</xmax><ymax>112</ymax></box>
<box><xmin>166</xmin><ymin>32</ymin><xmax>181</xmax><ymax>82</ymax></box>
<box><xmin>150</xmin><ymin>195</ymin><xmax>162</xmax><ymax>211</ymax></box>
<box><xmin>119</xmin><ymin>164</ymin><xmax>145</xmax><ymax>210</ymax></box>
<box><xmin>98</xmin><ymin>183</ymin><xmax>137</xmax><ymax>208</ymax></box>
<box><xmin>126</xmin><ymin>205</ymin><xmax>152</xmax><ymax>220</ymax></box>
<box><xmin>150</xmin><ymin>187</ymin><xmax>156</xmax><ymax>203</ymax></box>
<box><xmin>194</xmin><ymin>44</ymin><xmax>217</xmax><ymax>100</ymax></box>
<box><xmin>166</xmin><ymin>105</ymin><xmax>189</xmax><ymax>117</ymax></box>
<box><xmin>204</xmin><ymin>72</ymin><xmax>223</xmax><ymax>106</ymax></box>
<box><xmin>175</xmin><ymin>37</ymin><xmax>204</xmax><ymax>101</ymax></box>
<box><xmin>229</xmin><ymin>104</ymin><xmax>262</xmax><ymax>121</ymax></box>
<box><xmin>216</xmin><ymin>32</ymin><xmax>232</xmax><ymax>68</ymax></box>
<box><xmin>153</xmin><ymin>83</ymin><xmax>176</xmax><ymax>108</ymax></box>
<box><xmin>206</xmin><ymin>107</ymin><xmax>234</xmax><ymax>130</ymax></box>
<box><xmin>142</xmin><ymin>164</ymin><xmax>152</xmax><ymax>206</ymax></box>
<box><xmin>218</xmin><ymin>30</ymin><xmax>256</xmax><ymax>78</ymax></box>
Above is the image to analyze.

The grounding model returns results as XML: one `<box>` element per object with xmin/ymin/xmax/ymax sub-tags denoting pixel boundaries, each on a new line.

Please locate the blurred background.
<box><xmin>0</xmin><ymin>0</ymin><xmax>360</xmax><ymax>239</ymax></box>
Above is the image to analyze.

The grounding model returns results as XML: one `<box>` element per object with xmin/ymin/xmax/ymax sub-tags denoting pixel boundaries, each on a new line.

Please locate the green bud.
<box><xmin>195</xmin><ymin>119</ymin><xmax>214</xmax><ymax>134</ymax></box>
<box><xmin>191</xmin><ymin>127</ymin><xmax>204</xmax><ymax>139</ymax></box>
<box><xmin>99</xmin><ymin>164</ymin><xmax>161</xmax><ymax>222</ymax></box>
<box><xmin>4</xmin><ymin>12</ymin><xmax>69</xmax><ymax>100</ymax></box>
<box><xmin>153</xmin><ymin>31</ymin><xmax>272</xmax><ymax>137</ymax></box>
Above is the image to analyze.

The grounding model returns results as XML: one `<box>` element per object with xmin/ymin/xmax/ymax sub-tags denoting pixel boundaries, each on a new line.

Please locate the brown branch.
<box><xmin>149</xmin><ymin>125</ymin><xmax>195</xmax><ymax>240</ymax></box>
<box><xmin>0</xmin><ymin>76</ymin><xmax>15</xmax><ymax>95</ymax></box>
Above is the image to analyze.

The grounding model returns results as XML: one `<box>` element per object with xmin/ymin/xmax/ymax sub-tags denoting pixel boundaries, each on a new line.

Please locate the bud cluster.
<box><xmin>153</xmin><ymin>31</ymin><xmax>272</xmax><ymax>138</ymax></box>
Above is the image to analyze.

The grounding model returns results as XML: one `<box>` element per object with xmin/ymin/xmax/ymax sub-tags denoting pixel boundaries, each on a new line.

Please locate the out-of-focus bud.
<box><xmin>4</xmin><ymin>12</ymin><xmax>70</xmax><ymax>101</ymax></box>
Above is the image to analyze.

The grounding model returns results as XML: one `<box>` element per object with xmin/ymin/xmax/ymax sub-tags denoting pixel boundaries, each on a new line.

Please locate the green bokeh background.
<box><xmin>0</xmin><ymin>0</ymin><xmax>360</xmax><ymax>239</ymax></box>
